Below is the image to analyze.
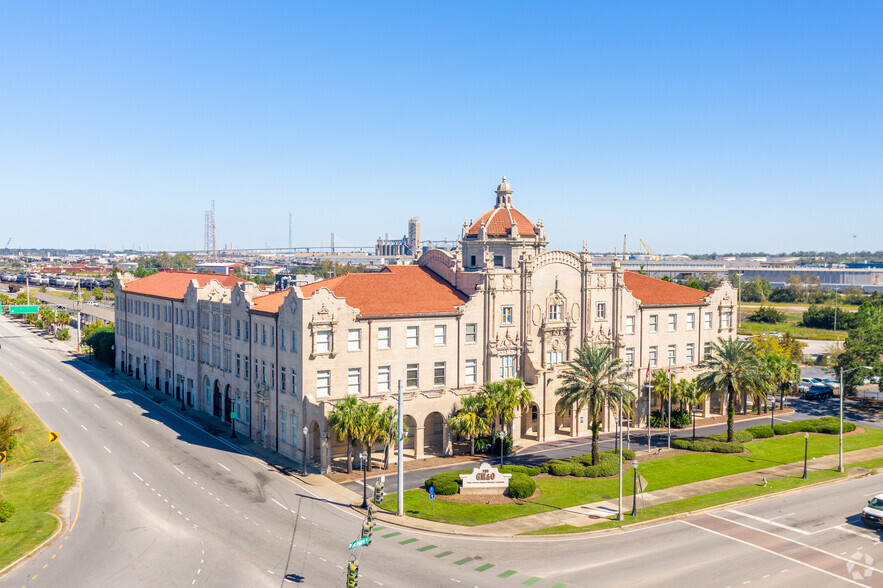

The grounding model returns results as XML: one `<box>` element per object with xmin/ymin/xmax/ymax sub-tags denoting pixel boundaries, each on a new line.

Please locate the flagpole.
<box><xmin>646</xmin><ymin>366</ymin><xmax>652</xmax><ymax>454</ymax></box>
<box><xmin>667</xmin><ymin>363</ymin><xmax>672</xmax><ymax>449</ymax></box>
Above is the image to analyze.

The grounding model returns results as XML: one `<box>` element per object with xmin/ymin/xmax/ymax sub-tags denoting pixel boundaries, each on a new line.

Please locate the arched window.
<box><xmin>204</xmin><ymin>377</ymin><xmax>211</xmax><ymax>406</ymax></box>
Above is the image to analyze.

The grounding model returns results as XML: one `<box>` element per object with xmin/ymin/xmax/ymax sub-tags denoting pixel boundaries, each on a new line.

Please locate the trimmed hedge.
<box><xmin>424</xmin><ymin>470</ymin><xmax>467</xmax><ymax>495</ymax></box>
<box><xmin>500</xmin><ymin>464</ymin><xmax>541</xmax><ymax>477</ymax></box>
<box><xmin>745</xmin><ymin>425</ymin><xmax>775</xmax><ymax>438</ymax></box>
<box><xmin>543</xmin><ymin>449</ymin><xmax>631</xmax><ymax>478</ymax></box>
<box><xmin>508</xmin><ymin>472</ymin><xmax>536</xmax><ymax>499</ymax></box>
<box><xmin>672</xmin><ymin>438</ymin><xmax>745</xmax><ymax>453</ymax></box>
<box><xmin>708</xmin><ymin>430</ymin><xmax>755</xmax><ymax>443</ymax></box>
<box><xmin>548</xmin><ymin>461</ymin><xmax>573</xmax><ymax>476</ymax></box>
<box><xmin>773</xmin><ymin>417</ymin><xmax>856</xmax><ymax>436</ymax></box>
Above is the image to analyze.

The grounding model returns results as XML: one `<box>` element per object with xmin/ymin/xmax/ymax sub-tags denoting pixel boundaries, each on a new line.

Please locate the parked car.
<box><xmin>862</xmin><ymin>494</ymin><xmax>883</xmax><ymax>529</ymax></box>
<box><xmin>798</xmin><ymin>378</ymin><xmax>822</xmax><ymax>392</ymax></box>
<box><xmin>820</xmin><ymin>378</ymin><xmax>840</xmax><ymax>390</ymax></box>
<box><xmin>804</xmin><ymin>385</ymin><xmax>834</xmax><ymax>400</ymax></box>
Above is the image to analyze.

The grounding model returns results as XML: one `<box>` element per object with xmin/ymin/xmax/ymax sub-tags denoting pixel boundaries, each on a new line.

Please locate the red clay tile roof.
<box><xmin>623</xmin><ymin>271</ymin><xmax>709</xmax><ymax>306</ymax></box>
<box><xmin>299</xmin><ymin>265</ymin><xmax>470</xmax><ymax>316</ymax></box>
<box><xmin>251</xmin><ymin>290</ymin><xmax>290</xmax><ymax>314</ymax></box>
<box><xmin>467</xmin><ymin>207</ymin><xmax>538</xmax><ymax>237</ymax></box>
<box><xmin>122</xmin><ymin>271</ymin><xmax>246</xmax><ymax>300</ymax></box>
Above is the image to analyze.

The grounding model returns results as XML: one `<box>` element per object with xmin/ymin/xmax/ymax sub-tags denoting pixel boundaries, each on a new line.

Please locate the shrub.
<box><xmin>508</xmin><ymin>472</ymin><xmax>536</xmax><ymax>499</ymax></box>
<box><xmin>548</xmin><ymin>461</ymin><xmax>573</xmax><ymax>476</ymax></box>
<box><xmin>708</xmin><ymin>430</ymin><xmax>754</xmax><ymax>443</ymax></box>
<box><xmin>650</xmin><ymin>409</ymin><xmax>691</xmax><ymax>429</ymax></box>
<box><xmin>501</xmin><ymin>464</ymin><xmax>541</xmax><ymax>477</ymax></box>
<box><xmin>602</xmin><ymin>447</ymin><xmax>636</xmax><ymax>461</ymax></box>
<box><xmin>473</xmin><ymin>437</ymin><xmax>491</xmax><ymax>454</ymax></box>
<box><xmin>583</xmin><ymin>460</ymin><xmax>619</xmax><ymax>477</ymax></box>
<box><xmin>748</xmin><ymin>306</ymin><xmax>786</xmax><ymax>324</ymax></box>
<box><xmin>772</xmin><ymin>417</ymin><xmax>854</xmax><ymax>436</ymax></box>
<box><xmin>672</xmin><ymin>438</ymin><xmax>744</xmax><ymax>453</ymax></box>
<box><xmin>746</xmin><ymin>425</ymin><xmax>774</xmax><ymax>438</ymax></box>
<box><xmin>424</xmin><ymin>471</ymin><xmax>463</xmax><ymax>495</ymax></box>
<box><xmin>0</xmin><ymin>500</ymin><xmax>15</xmax><ymax>523</ymax></box>
<box><xmin>57</xmin><ymin>328</ymin><xmax>70</xmax><ymax>341</ymax></box>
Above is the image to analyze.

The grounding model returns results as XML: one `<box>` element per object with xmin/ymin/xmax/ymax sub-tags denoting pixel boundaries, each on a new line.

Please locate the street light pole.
<box><xmin>302</xmin><ymin>426</ymin><xmax>309</xmax><ymax>477</ymax></box>
<box><xmin>396</xmin><ymin>379</ymin><xmax>404</xmax><ymax>517</ymax></box>
<box><xmin>360</xmin><ymin>451</ymin><xmax>368</xmax><ymax>509</ymax></box>
<box><xmin>802</xmin><ymin>432</ymin><xmax>809</xmax><ymax>480</ymax></box>
<box><xmin>667</xmin><ymin>365</ymin><xmax>672</xmax><ymax>450</ymax></box>
<box><xmin>617</xmin><ymin>392</ymin><xmax>623</xmax><ymax>520</ymax></box>
<box><xmin>630</xmin><ymin>460</ymin><xmax>639</xmax><ymax>516</ymax></box>
<box><xmin>498</xmin><ymin>431</ymin><xmax>506</xmax><ymax>468</ymax></box>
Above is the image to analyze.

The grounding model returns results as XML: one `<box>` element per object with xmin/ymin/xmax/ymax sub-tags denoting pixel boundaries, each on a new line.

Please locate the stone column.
<box><xmin>320</xmin><ymin>434</ymin><xmax>331</xmax><ymax>473</ymax></box>
<box><xmin>703</xmin><ymin>395</ymin><xmax>711</xmax><ymax>418</ymax></box>
<box><xmin>414</xmin><ymin>426</ymin><xmax>425</xmax><ymax>459</ymax></box>
<box><xmin>443</xmin><ymin>423</ymin><xmax>453</xmax><ymax>456</ymax></box>
<box><xmin>511</xmin><ymin>412</ymin><xmax>522</xmax><ymax>443</ymax></box>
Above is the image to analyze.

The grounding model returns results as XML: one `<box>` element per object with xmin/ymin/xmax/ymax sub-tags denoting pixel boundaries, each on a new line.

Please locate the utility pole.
<box><xmin>76</xmin><ymin>275</ymin><xmax>81</xmax><ymax>352</ymax></box>
<box><xmin>397</xmin><ymin>379</ymin><xmax>404</xmax><ymax>517</ymax></box>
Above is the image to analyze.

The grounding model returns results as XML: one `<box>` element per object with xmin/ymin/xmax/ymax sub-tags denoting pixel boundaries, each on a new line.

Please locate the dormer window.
<box><xmin>549</xmin><ymin>304</ymin><xmax>562</xmax><ymax>321</ymax></box>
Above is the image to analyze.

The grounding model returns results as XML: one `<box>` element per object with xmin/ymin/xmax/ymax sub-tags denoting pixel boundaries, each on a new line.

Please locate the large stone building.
<box><xmin>115</xmin><ymin>178</ymin><xmax>737</xmax><ymax>472</ymax></box>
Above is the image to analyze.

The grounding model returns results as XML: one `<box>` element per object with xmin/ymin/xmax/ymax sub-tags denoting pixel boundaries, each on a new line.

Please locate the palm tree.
<box><xmin>677</xmin><ymin>380</ymin><xmax>709</xmax><ymax>441</ymax></box>
<box><xmin>696</xmin><ymin>338</ymin><xmax>764</xmax><ymax>442</ymax></box>
<box><xmin>762</xmin><ymin>353</ymin><xmax>801</xmax><ymax>411</ymax></box>
<box><xmin>448</xmin><ymin>394</ymin><xmax>490</xmax><ymax>456</ymax></box>
<box><xmin>555</xmin><ymin>344</ymin><xmax>632</xmax><ymax>465</ymax></box>
<box><xmin>377</xmin><ymin>406</ymin><xmax>397</xmax><ymax>470</ymax></box>
<box><xmin>478</xmin><ymin>381</ymin><xmax>506</xmax><ymax>439</ymax></box>
<box><xmin>327</xmin><ymin>396</ymin><xmax>361</xmax><ymax>473</ymax></box>
<box><xmin>357</xmin><ymin>403</ymin><xmax>385</xmax><ymax>472</ymax></box>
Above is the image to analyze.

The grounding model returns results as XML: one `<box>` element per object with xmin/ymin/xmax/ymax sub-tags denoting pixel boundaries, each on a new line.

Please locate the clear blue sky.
<box><xmin>2</xmin><ymin>2</ymin><xmax>881</xmax><ymax>255</ymax></box>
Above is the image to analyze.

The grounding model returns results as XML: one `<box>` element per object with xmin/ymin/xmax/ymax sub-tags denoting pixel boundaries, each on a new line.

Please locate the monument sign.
<box><xmin>459</xmin><ymin>462</ymin><xmax>511</xmax><ymax>494</ymax></box>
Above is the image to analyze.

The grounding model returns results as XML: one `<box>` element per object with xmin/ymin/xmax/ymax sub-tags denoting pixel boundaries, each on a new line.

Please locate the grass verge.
<box><xmin>382</xmin><ymin>426</ymin><xmax>883</xmax><ymax>526</ymax></box>
<box><xmin>520</xmin><ymin>469</ymin><xmax>844</xmax><ymax>535</ymax></box>
<box><xmin>0</xmin><ymin>375</ymin><xmax>77</xmax><ymax>570</ymax></box>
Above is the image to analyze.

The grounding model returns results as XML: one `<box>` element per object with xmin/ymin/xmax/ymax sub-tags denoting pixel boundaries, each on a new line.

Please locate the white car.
<box><xmin>862</xmin><ymin>494</ymin><xmax>883</xmax><ymax>529</ymax></box>
<box><xmin>798</xmin><ymin>378</ymin><xmax>821</xmax><ymax>393</ymax></box>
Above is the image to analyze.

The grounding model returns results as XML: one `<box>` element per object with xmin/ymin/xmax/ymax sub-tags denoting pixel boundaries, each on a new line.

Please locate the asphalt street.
<box><xmin>2</xmin><ymin>315</ymin><xmax>883</xmax><ymax>587</ymax></box>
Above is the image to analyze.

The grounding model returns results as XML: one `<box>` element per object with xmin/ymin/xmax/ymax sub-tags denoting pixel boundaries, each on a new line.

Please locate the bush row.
<box><xmin>671</xmin><ymin>438</ymin><xmax>745</xmax><ymax>453</ymax></box>
<box><xmin>745</xmin><ymin>424</ymin><xmax>775</xmax><ymax>438</ymax></box>
<box><xmin>708</xmin><ymin>430</ymin><xmax>755</xmax><ymax>443</ymax></box>
<box><xmin>773</xmin><ymin>416</ymin><xmax>855</xmax><ymax>436</ymax></box>
<box><xmin>541</xmin><ymin>448</ymin><xmax>636</xmax><ymax>478</ymax></box>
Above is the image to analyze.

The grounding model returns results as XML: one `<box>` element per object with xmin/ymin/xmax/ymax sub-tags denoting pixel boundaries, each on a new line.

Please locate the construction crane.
<box><xmin>4</xmin><ymin>237</ymin><xmax>11</xmax><ymax>249</ymax></box>
<box><xmin>639</xmin><ymin>239</ymin><xmax>658</xmax><ymax>261</ymax></box>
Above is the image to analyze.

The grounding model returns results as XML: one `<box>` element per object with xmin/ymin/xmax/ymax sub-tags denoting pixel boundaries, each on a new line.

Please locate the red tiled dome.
<box><xmin>467</xmin><ymin>207</ymin><xmax>538</xmax><ymax>237</ymax></box>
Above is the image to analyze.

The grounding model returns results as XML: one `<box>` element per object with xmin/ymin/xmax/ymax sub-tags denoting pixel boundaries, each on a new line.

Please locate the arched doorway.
<box><xmin>521</xmin><ymin>403</ymin><xmax>540</xmax><ymax>439</ymax></box>
<box><xmin>403</xmin><ymin>416</ymin><xmax>417</xmax><ymax>457</ymax></box>
<box><xmin>423</xmin><ymin>412</ymin><xmax>444</xmax><ymax>455</ymax></box>
<box><xmin>555</xmin><ymin>399</ymin><xmax>572</xmax><ymax>435</ymax></box>
<box><xmin>224</xmin><ymin>385</ymin><xmax>232</xmax><ymax>423</ymax></box>
<box><xmin>309</xmin><ymin>421</ymin><xmax>321</xmax><ymax>463</ymax></box>
<box><xmin>213</xmin><ymin>380</ymin><xmax>222</xmax><ymax>419</ymax></box>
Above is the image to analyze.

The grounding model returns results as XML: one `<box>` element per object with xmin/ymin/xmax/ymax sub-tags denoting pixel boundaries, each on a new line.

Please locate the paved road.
<box><xmin>3</xmin><ymin>315</ymin><xmax>883</xmax><ymax>587</ymax></box>
<box><xmin>31</xmin><ymin>290</ymin><xmax>115</xmax><ymax>322</ymax></box>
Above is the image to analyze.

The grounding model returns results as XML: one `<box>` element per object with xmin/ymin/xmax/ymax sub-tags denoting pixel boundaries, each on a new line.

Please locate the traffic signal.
<box><xmin>373</xmin><ymin>480</ymin><xmax>384</xmax><ymax>506</ymax></box>
<box><xmin>347</xmin><ymin>559</ymin><xmax>359</xmax><ymax>588</ymax></box>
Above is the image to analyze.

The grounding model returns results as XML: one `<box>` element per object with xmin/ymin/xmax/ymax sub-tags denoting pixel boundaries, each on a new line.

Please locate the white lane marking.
<box><xmin>450</xmin><ymin>580</ymin><xmax>461</xmax><ymax>584</ymax></box>
<box><xmin>271</xmin><ymin>498</ymin><xmax>288</xmax><ymax>509</ymax></box>
<box><xmin>768</xmin><ymin>513</ymin><xmax>796</xmax><ymax>521</ymax></box>
<box><xmin>93</xmin><ymin>403</ymin><xmax>101</xmax><ymax>410</ymax></box>
<box><xmin>115</xmin><ymin>420</ymin><xmax>123</xmax><ymax>426</ymax></box>
<box><xmin>217</xmin><ymin>462</ymin><xmax>230</xmax><ymax>472</ymax></box>
<box><xmin>32</xmin><ymin>379</ymin><xmax>38</xmax><ymax>384</ymax></box>
<box><xmin>80</xmin><ymin>424</ymin><xmax>88</xmax><ymax>431</ymax></box>
<box><xmin>133</xmin><ymin>472</ymin><xmax>144</xmax><ymax>482</ymax></box>
<box><xmin>174</xmin><ymin>466</ymin><xmax>185</xmax><ymax>475</ymax></box>
<box><xmin>62</xmin><ymin>407</ymin><xmax>69</xmax><ymax>413</ymax></box>
<box><xmin>685</xmin><ymin>520</ymin><xmax>869</xmax><ymax>586</ymax></box>
<box><xmin>725</xmin><ymin>509</ymin><xmax>811</xmax><ymax>535</ymax></box>
<box><xmin>837</xmin><ymin>525</ymin><xmax>879</xmax><ymax>541</ymax></box>
<box><xmin>863</xmin><ymin>492</ymin><xmax>878</xmax><ymax>497</ymax></box>
<box><xmin>103</xmin><ymin>446</ymin><xmax>111</xmax><ymax>453</ymax></box>
<box><xmin>140</xmin><ymin>440</ymin><xmax>150</xmax><ymax>447</ymax></box>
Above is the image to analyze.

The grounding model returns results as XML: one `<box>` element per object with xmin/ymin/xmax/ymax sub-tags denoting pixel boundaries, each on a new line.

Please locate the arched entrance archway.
<box><xmin>555</xmin><ymin>399</ymin><xmax>572</xmax><ymax>435</ymax></box>
<box><xmin>213</xmin><ymin>380</ymin><xmax>222</xmax><ymax>419</ymax></box>
<box><xmin>403</xmin><ymin>416</ymin><xmax>417</xmax><ymax>458</ymax></box>
<box><xmin>521</xmin><ymin>403</ymin><xmax>540</xmax><ymax>439</ymax></box>
<box><xmin>423</xmin><ymin>412</ymin><xmax>444</xmax><ymax>455</ymax></box>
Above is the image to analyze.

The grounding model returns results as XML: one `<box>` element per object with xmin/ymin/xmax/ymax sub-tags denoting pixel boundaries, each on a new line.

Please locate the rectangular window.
<box><xmin>244</xmin><ymin>322</ymin><xmax>250</xmax><ymax>341</ymax></box>
<box><xmin>465</xmin><ymin>359</ymin><xmax>477</xmax><ymax>385</ymax></box>
<box><xmin>281</xmin><ymin>329</ymin><xmax>286</xmax><ymax>350</ymax></box>
<box><xmin>316</xmin><ymin>330</ymin><xmax>331</xmax><ymax>353</ymax></box>
<box><xmin>501</xmin><ymin>306</ymin><xmax>513</xmax><ymax>325</ymax></box>
<box><xmin>625</xmin><ymin>315</ymin><xmax>635</xmax><ymax>334</ymax></box>
<box><xmin>281</xmin><ymin>367</ymin><xmax>287</xmax><ymax>393</ymax></box>
<box><xmin>348</xmin><ymin>329</ymin><xmax>361</xmax><ymax>351</ymax></box>
<box><xmin>686</xmin><ymin>313</ymin><xmax>696</xmax><ymax>331</ymax></box>
<box><xmin>686</xmin><ymin>343</ymin><xmax>695</xmax><ymax>364</ymax></box>
<box><xmin>406</xmin><ymin>364</ymin><xmax>419</xmax><ymax>389</ymax></box>
<box><xmin>292</xmin><ymin>331</ymin><xmax>297</xmax><ymax>352</ymax></box>
<box><xmin>269</xmin><ymin>328</ymin><xmax>274</xmax><ymax>347</ymax></box>
<box><xmin>704</xmin><ymin>312</ymin><xmax>713</xmax><ymax>329</ymax></box>
<box><xmin>377</xmin><ymin>327</ymin><xmax>390</xmax><ymax>349</ymax></box>
<box><xmin>348</xmin><ymin>368</ymin><xmax>361</xmax><ymax>394</ymax></box>
<box><xmin>290</xmin><ymin>414</ymin><xmax>297</xmax><ymax>448</ymax></box>
<box><xmin>667</xmin><ymin>344</ymin><xmax>676</xmax><ymax>366</ymax></box>
<box><xmin>704</xmin><ymin>342</ymin><xmax>713</xmax><ymax>360</ymax></box>
<box><xmin>406</xmin><ymin>326</ymin><xmax>419</xmax><ymax>348</ymax></box>
<box><xmin>433</xmin><ymin>362</ymin><xmax>446</xmax><ymax>386</ymax></box>
<box><xmin>668</xmin><ymin>314</ymin><xmax>677</xmax><ymax>332</ymax></box>
<box><xmin>649</xmin><ymin>346</ymin><xmax>658</xmax><ymax>368</ymax></box>
<box><xmin>280</xmin><ymin>411</ymin><xmax>286</xmax><ymax>443</ymax></box>
<box><xmin>261</xmin><ymin>325</ymin><xmax>267</xmax><ymax>345</ymax></box>
<box><xmin>546</xmin><ymin>350</ymin><xmax>564</xmax><ymax>366</ymax></box>
<box><xmin>721</xmin><ymin>311</ymin><xmax>732</xmax><ymax>329</ymax></box>
<box><xmin>434</xmin><ymin>324</ymin><xmax>446</xmax><ymax>345</ymax></box>
<box><xmin>317</xmin><ymin>371</ymin><xmax>330</xmax><ymax>397</ymax></box>
<box><xmin>596</xmin><ymin>302</ymin><xmax>607</xmax><ymax>320</ymax></box>
<box><xmin>625</xmin><ymin>347</ymin><xmax>635</xmax><ymax>367</ymax></box>
<box><xmin>236</xmin><ymin>354</ymin><xmax>241</xmax><ymax>377</ymax></box>
<box><xmin>465</xmin><ymin>323</ymin><xmax>477</xmax><ymax>343</ymax></box>
<box><xmin>261</xmin><ymin>361</ymin><xmax>267</xmax><ymax>385</ymax></box>
<box><xmin>500</xmin><ymin>355</ymin><xmax>516</xmax><ymax>379</ymax></box>
<box><xmin>549</xmin><ymin>304</ymin><xmax>562</xmax><ymax>321</ymax></box>
<box><xmin>236</xmin><ymin>320</ymin><xmax>241</xmax><ymax>339</ymax></box>
<box><xmin>378</xmin><ymin>366</ymin><xmax>390</xmax><ymax>392</ymax></box>
<box><xmin>649</xmin><ymin>314</ymin><xmax>658</xmax><ymax>333</ymax></box>
<box><xmin>291</xmin><ymin>370</ymin><xmax>297</xmax><ymax>397</ymax></box>
<box><xmin>244</xmin><ymin>356</ymin><xmax>249</xmax><ymax>379</ymax></box>
<box><xmin>493</xmin><ymin>255</ymin><xmax>504</xmax><ymax>267</ymax></box>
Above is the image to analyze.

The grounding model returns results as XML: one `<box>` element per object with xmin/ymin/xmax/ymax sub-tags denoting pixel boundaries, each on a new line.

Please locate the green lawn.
<box><xmin>383</xmin><ymin>426</ymin><xmax>883</xmax><ymax>527</ymax></box>
<box><xmin>737</xmin><ymin>319</ymin><xmax>846</xmax><ymax>341</ymax></box>
<box><xmin>0</xmin><ymin>376</ymin><xmax>77</xmax><ymax>570</ymax></box>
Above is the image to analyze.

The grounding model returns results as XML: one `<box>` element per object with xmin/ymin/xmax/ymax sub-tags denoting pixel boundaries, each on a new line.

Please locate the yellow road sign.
<box><xmin>0</xmin><ymin>451</ymin><xmax>6</xmax><ymax>463</ymax></box>
<box><xmin>49</xmin><ymin>431</ymin><xmax>59</xmax><ymax>443</ymax></box>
